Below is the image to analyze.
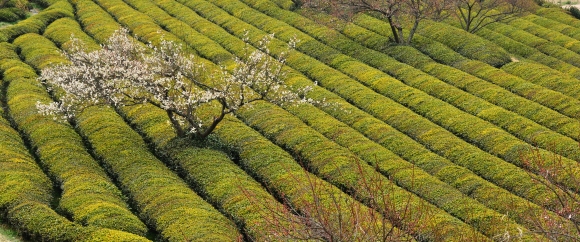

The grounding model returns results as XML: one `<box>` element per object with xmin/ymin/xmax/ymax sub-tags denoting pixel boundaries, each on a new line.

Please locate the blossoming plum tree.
<box><xmin>38</xmin><ymin>29</ymin><xmax>312</xmax><ymax>140</ymax></box>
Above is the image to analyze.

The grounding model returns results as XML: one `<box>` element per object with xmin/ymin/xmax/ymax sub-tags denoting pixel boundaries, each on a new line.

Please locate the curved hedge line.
<box><xmin>44</xmin><ymin>17</ymin><xmax>101</xmax><ymax>51</ymax></box>
<box><xmin>70</xmin><ymin>0</ymin><xmax>122</xmax><ymax>43</ymax></box>
<box><xmin>502</xmin><ymin>61</ymin><xmax>580</xmax><ymax>102</ymax></box>
<box><xmin>0</xmin><ymin>43</ymin><xmax>149</xmax><ymax>242</ymax></box>
<box><xmin>149</xmin><ymin>0</ymin><xmax>566</xmax><ymax>236</ymax></box>
<box><xmin>6</xmin><ymin>34</ymin><xmax>148</xmax><ymax>236</ymax></box>
<box><xmin>0</xmin><ymin>0</ymin><xmax>73</xmax><ymax>42</ymax></box>
<box><xmin>536</xmin><ymin>7</ymin><xmax>580</xmax><ymax>29</ymax></box>
<box><xmin>14</xmin><ymin>29</ymin><xmax>240</xmax><ymax>240</ymax></box>
<box><xmin>218</xmin><ymin>0</ymin><xmax>580</xmax><ymax>195</ymax></box>
<box><xmin>120</xmin><ymin>104</ymin><xmax>302</xmax><ymax>241</ymax></box>
<box><xmin>341</xmin><ymin>20</ymin><xmax>580</xmax><ymax>144</ymax></box>
<box><xmin>523</xmin><ymin>14</ymin><xmax>580</xmax><ymax>41</ymax></box>
<box><xmin>507</xmin><ymin>17</ymin><xmax>580</xmax><ymax>54</ymax></box>
<box><xmin>136</xmin><ymin>0</ymin><xmax>514</xmax><ymax>238</ymax></box>
<box><xmin>354</xmin><ymin>14</ymin><xmax>580</xmax><ymax>123</ymax></box>
<box><xmin>484</xmin><ymin>21</ymin><xmax>580</xmax><ymax>70</ymax></box>
<box><xmin>90</xmin><ymin>0</ymin><xmax>401</xmax><ymax>238</ymax></box>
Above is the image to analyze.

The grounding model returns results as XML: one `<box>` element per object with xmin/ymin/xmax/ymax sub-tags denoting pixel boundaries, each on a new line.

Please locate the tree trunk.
<box><xmin>167</xmin><ymin>110</ymin><xmax>186</xmax><ymax>137</ymax></box>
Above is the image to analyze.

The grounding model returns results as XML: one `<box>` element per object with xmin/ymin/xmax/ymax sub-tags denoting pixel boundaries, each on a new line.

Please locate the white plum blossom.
<box><xmin>38</xmin><ymin>28</ymin><xmax>314</xmax><ymax>140</ymax></box>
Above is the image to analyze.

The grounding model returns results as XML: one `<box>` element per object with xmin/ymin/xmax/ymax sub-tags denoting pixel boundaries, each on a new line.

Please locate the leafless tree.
<box><xmin>300</xmin><ymin>0</ymin><xmax>454</xmax><ymax>44</ymax></box>
<box><xmin>452</xmin><ymin>0</ymin><xmax>536</xmax><ymax>33</ymax></box>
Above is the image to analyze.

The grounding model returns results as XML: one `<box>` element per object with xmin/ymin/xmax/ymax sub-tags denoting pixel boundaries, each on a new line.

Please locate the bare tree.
<box><xmin>452</xmin><ymin>0</ymin><xmax>536</xmax><ymax>33</ymax></box>
<box><xmin>38</xmin><ymin>29</ymin><xmax>313</xmax><ymax>140</ymax></box>
<box><xmin>241</xmin><ymin>158</ymin><xmax>435</xmax><ymax>241</ymax></box>
<box><xmin>300</xmin><ymin>0</ymin><xmax>453</xmax><ymax>44</ymax></box>
<box><xmin>520</xmin><ymin>146</ymin><xmax>580</xmax><ymax>241</ymax></box>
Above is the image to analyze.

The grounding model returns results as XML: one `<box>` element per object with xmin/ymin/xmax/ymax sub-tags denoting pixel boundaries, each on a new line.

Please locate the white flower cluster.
<box><xmin>38</xmin><ymin>29</ymin><xmax>315</xmax><ymax>139</ymax></box>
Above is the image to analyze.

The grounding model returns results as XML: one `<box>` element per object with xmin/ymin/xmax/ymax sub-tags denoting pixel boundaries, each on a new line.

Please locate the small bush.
<box><xmin>569</xmin><ymin>6</ymin><xmax>580</xmax><ymax>19</ymax></box>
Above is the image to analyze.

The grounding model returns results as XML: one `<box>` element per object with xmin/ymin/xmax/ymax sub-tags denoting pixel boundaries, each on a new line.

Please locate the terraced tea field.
<box><xmin>1</xmin><ymin>0</ymin><xmax>580</xmax><ymax>241</ymax></box>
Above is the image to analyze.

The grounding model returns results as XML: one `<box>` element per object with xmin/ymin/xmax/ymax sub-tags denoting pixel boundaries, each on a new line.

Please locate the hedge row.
<box><xmin>0</xmin><ymin>42</ymin><xmax>149</xmax><ymax>242</ymax></box>
<box><xmin>73</xmin><ymin>105</ymin><xmax>241</xmax><ymax>241</ymax></box>
<box><xmin>0</xmin><ymin>8</ymin><xmax>26</xmax><ymax>23</ymax></box>
<box><xmin>523</xmin><ymin>14</ymin><xmax>580</xmax><ymax>42</ymax></box>
<box><xmin>115</xmin><ymin>0</ymin><xmax>496</xmax><ymax>239</ymax></box>
<box><xmin>203</xmin><ymin>0</ymin><xmax>578</xmax><ymax>210</ymax></box>
<box><xmin>352</xmin><ymin>16</ymin><xmax>580</xmax><ymax>139</ymax></box>
<box><xmin>8</xmin><ymin>33</ymin><xmax>148</xmax><ymax>235</ymax></box>
<box><xmin>483</xmin><ymin>21</ymin><xmax>580</xmax><ymax>69</ymax></box>
<box><xmin>152</xmin><ymin>0</ymin><xmax>565</xmax><ymax>235</ymax></box>
<box><xmin>536</xmin><ymin>7</ymin><xmax>580</xmax><ymax>30</ymax></box>
<box><xmin>44</xmin><ymin>17</ymin><xmax>101</xmax><ymax>51</ymax></box>
<box><xmin>224</xmin><ymin>0</ymin><xmax>580</xmax><ymax>192</ymax></box>
<box><xmin>105</xmin><ymin>0</ymin><xmax>403</xmax><ymax>238</ymax></box>
<box><xmin>502</xmin><ymin>61</ymin><xmax>580</xmax><ymax>102</ymax></box>
<box><xmin>0</xmin><ymin>0</ymin><xmax>73</xmax><ymax>42</ymax></box>
<box><xmin>354</xmin><ymin>14</ymin><xmax>580</xmax><ymax>124</ymax></box>
<box><xmin>506</xmin><ymin>17</ymin><xmax>580</xmax><ymax>54</ymax></box>
<box><xmin>341</xmin><ymin>20</ymin><xmax>580</xmax><ymax>144</ymax></box>
<box><xmin>70</xmin><ymin>0</ymin><xmax>122</xmax><ymax>43</ymax></box>
<box><xmin>142</xmin><ymin>0</ymin><xmax>517</xmax><ymax>238</ymax></box>
<box><xmin>119</xmin><ymin>104</ymin><xmax>304</xmax><ymax>241</ymax></box>
<box><xmin>44</xmin><ymin>3</ymin><xmax>244</xmax><ymax>241</ymax></box>
<box><xmin>414</xmin><ymin>20</ymin><xmax>513</xmax><ymax>68</ymax></box>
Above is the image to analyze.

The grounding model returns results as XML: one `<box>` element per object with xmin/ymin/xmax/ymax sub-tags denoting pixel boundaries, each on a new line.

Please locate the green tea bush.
<box><xmin>203</xmin><ymin>0</ymin><xmax>580</xmax><ymax>209</ymax></box>
<box><xmin>0</xmin><ymin>1</ymin><xmax>73</xmax><ymax>42</ymax></box>
<box><xmin>507</xmin><ymin>18</ymin><xmax>580</xmax><ymax>54</ymax></box>
<box><xmin>523</xmin><ymin>14</ymin><xmax>580</xmax><ymax>40</ymax></box>
<box><xmin>151</xmin><ymin>0</ymin><xmax>571</xmax><ymax>237</ymax></box>
<box><xmin>119</xmin><ymin>104</ymin><xmax>298</xmax><ymax>241</ymax></box>
<box><xmin>0</xmin><ymin>8</ymin><xmax>22</xmax><ymax>22</ymax></box>
<box><xmin>502</xmin><ymin>61</ymin><xmax>580</xmax><ymax>100</ymax></box>
<box><xmin>341</xmin><ymin>20</ymin><xmax>580</xmax><ymax>141</ymax></box>
<box><xmin>474</xmin><ymin>27</ymin><xmax>580</xmax><ymax>79</ymax></box>
<box><xmin>10</xmin><ymin>33</ymin><xmax>148</xmax><ymax>235</ymax></box>
<box><xmin>74</xmin><ymin>105</ymin><xmax>241</xmax><ymax>241</ymax></box>
<box><xmin>71</xmin><ymin>0</ymin><xmax>123</xmax><ymax>43</ymax></box>
<box><xmin>536</xmin><ymin>7</ymin><xmax>580</xmax><ymax>28</ymax></box>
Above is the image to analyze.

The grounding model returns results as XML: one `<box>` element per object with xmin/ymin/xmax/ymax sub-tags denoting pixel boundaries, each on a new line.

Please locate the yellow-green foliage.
<box><xmin>507</xmin><ymin>17</ymin><xmax>580</xmax><ymax>54</ymax></box>
<box><xmin>74</xmin><ymin>105</ymin><xmax>240</xmax><ymax>241</ymax></box>
<box><xmin>71</xmin><ymin>0</ymin><xmax>123</xmax><ymax>43</ymax></box>
<box><xmin>0</xmin><ymin>1</ymin><xmax>73</xmax><ymax>42</ymax></box>
<box><xmin>485</xmin><ymin>21</ymin><xmax>580</xmax><ymax>69</ymax></box>
<box><xmin>344</xmin><ymin>20</ymin><xmax>580</xmax><ymax>162</ymax></box>
<box><xmin>0</xmin><ymin>45</ymin><xmax>147</xmax><ymax>241</ymax></box>
<box><xmin>209</xmin><ymin>0</ymin><xmax>577</xmax><ymax>211</ymax></box>
<box><xmin>536</xmin><ymin>7</ymin><xmax>580</xmax><ymax>29</ymax></box>
<box><xmin>8</xmin><ymin>34</ymin><xmax>148</xmax><ymax>235</ymax></box>
<box><xmin>502</xmin><ymin>61</ymin><xmax>580</xmax><ymax>101</ymax></box>
<box><xmin>120</xmin><ymin>104</ymin><xmax>292</xmax><ymax>241</ymax></box>
<box><xmin>143</xmin><ymin>0</ymin><xmax>528</xmax><ymax>238</ymax></box>
<box><xmin>44</xmin><ymin>18</ymin><xmax>101</xmax><ymax>51</ymax></box>
<box><xmin>523</xmin><ymin>14</ymin><xmax>580</xmax><ymax>41</ymax></box>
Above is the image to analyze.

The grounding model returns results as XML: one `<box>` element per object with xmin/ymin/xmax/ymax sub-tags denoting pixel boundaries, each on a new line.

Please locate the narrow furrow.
<box><xmin>502</xmin><ymin>61</ymin><xmax>580</xmax><ymax>102</ymax></box>
<box><xmin>13</xmin><ymin>24</ymin><xmax>241</xmax><ymax>241</ymax></box>
<box><xmin>484</xmin><ymin>21</ymin><xmax>580</xmax><ymax>69</ymax></box>
<box><xmin>536</xmin><ymin>7</ymin><xmax>580</xmax><ymax>32</ymax></box>
<box><xmin>0</xmin><ymin>41</ymin><xmax>148</xmax><ymax>242</ymax></box>
<box><xmin>338</xmin><ymin>19</ymin><xmax>580</xmax><ymax>149</ymax></box>
<box><xmin>205</xmin><ymin>0</ymin><xmax>580</xmax><ymax>197</ymax></box>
